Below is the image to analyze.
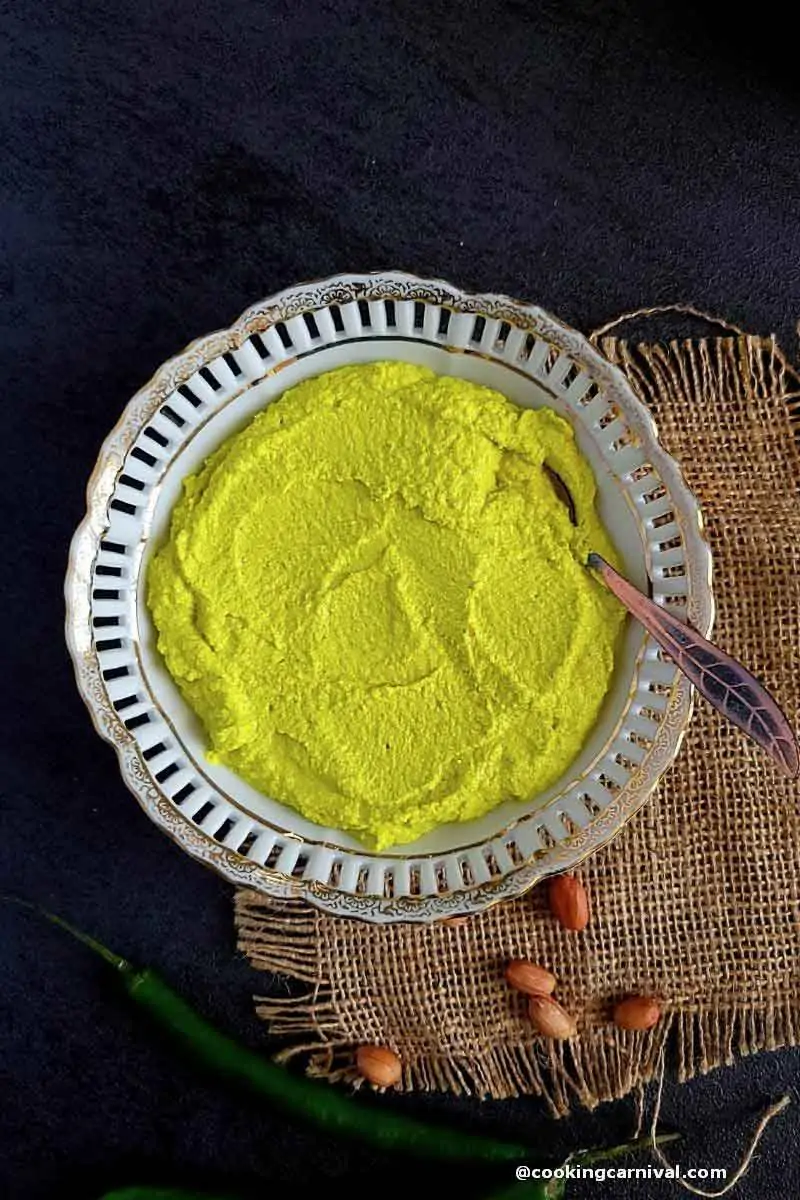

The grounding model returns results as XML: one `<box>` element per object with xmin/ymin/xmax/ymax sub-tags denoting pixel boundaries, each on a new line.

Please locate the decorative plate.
<box><xmin>65</xmin><ymin>271</ymin><xmax>714</xmax><ymax>923</ymax></box>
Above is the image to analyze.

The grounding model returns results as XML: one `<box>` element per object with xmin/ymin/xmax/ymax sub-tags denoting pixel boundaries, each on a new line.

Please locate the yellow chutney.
<box><xmin>148</xmin><ymin>362</ymin><xmax>625</xmax><ymax>849</ymax></box>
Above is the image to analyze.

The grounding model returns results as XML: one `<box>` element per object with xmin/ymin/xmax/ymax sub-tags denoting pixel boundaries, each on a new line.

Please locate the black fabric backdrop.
<box><xmin>2</xmin><ymin>2</ymin><xmax>800</xmax><ymax>1198</ymax></box>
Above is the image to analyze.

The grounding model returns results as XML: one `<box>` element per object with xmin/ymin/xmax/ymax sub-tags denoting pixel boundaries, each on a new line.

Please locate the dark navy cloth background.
<box><xmin>2</xmin><ymin>2</ymin><xmax>799</xmax><ymax>1198</ymax></box>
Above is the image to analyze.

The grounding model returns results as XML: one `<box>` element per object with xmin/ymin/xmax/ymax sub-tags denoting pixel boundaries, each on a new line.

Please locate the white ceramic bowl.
<box><xmin>65</xmin><ymin>272</ymin><xmax>713</xmax><ymax>922</ymax></box>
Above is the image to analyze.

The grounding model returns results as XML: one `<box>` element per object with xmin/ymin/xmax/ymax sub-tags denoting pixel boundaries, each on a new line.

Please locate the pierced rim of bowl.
<box><xmin>65</xmin><ymin>271</ymin><xmax>714</xmax><ymax>923</ymax></box>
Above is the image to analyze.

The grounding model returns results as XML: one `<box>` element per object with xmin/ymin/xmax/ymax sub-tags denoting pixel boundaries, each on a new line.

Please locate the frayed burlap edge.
<box><xmin>235</xmin><ymin>327</ymin><xmax>800</xmax><ymax>1117</ymax></box>
<box><xmin>235</xmin><ymin>895</ymin><xmax>800</xmax><ymax>1117</ymax></box>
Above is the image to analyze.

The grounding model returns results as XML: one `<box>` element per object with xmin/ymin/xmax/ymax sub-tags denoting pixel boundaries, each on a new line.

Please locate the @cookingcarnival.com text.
<box><xmin>514</xmin><ymin>1163</ymin><xmax>727</xmax><ymax>1184</ymax></box>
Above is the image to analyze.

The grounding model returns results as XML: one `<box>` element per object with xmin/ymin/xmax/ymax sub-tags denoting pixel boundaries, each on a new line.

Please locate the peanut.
<box><xmin>548</xmin><ymin>874</ymin><xmax>590</xmax><ymax>931</ymax></box>
<box><xmin>356</xmin><ymin>1044</ymin><xmax>403</xmax><ymax>1087</ymax></box>
<box><xmin>528</xmin><ymin>995</ymin><xmax>578</xmax><ymax>1039</ymax></box>
<box><xmin>505</xmin><ymin>959</ymin><xmax>557</xmax><ymax>996</ymax></box>
<box><xmin>613</xmin><ymin>995</ymin><xmax>662</xmax><ymax>1031</ymax></box>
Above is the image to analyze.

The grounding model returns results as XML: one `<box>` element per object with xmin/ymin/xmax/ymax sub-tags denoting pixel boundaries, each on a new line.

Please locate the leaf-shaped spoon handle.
<box><xmin>588</xmin><ymin>553</ymin><xmax>799</xmax><ymax>778</ymax></box>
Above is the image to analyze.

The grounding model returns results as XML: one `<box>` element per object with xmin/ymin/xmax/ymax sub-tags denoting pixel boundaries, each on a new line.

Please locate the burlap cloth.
<box><xmin>235</xmin><ymin>321</ymin><xmax>800</xmax><ymax>1115</ymax></box>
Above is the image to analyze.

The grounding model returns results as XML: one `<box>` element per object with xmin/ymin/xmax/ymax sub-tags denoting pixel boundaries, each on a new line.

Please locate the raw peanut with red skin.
<box><xmin>357</xmin><ymin>1044</ymin><xmax>403</xmax><ymax>1087</ymax></box>
<box><xmin>548</xmin><ymin>873</ymin><xmax>590</xmax><ymax>931</ymax></box>
<box><xmin>613</xmin><ymin>996</ymin><xmax>662</xmax><ymax>1031</ymax></box>
<box><xmin>528</xmin><ymin>995</ymin><xmax>578</xmax><ymax>1039</ymax></box>
<box><xmin>505</xmin><ymin>959</ymin><xmax>557</xmax><ymax>996</ymax></box>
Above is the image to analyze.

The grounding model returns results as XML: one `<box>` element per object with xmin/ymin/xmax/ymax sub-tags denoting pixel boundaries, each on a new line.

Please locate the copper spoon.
<box><xmin>544</xmin><ymin>466</ymin><xmax>799</xmax><ymax>777</ymax></box>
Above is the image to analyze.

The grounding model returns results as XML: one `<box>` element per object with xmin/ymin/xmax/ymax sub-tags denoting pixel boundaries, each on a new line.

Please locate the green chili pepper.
<box><xmin>17</xmin><ymin>902</ymin><xmax>679</xmax><ymax>1180</ymax></box>
<box><xmin>99</xmin><ymin>1190</ymin><xmax>242</xmax><ymax>1200</ymax></box>
<box><xmin>25</xmin><ymin>905</ymin><xmax>529</xmax><ymax>1163</ymax></box>
<box><xmin>485</xmin><ymin>1180</ymin><xmax>565</xmax><ymax>1200</ymax></box>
